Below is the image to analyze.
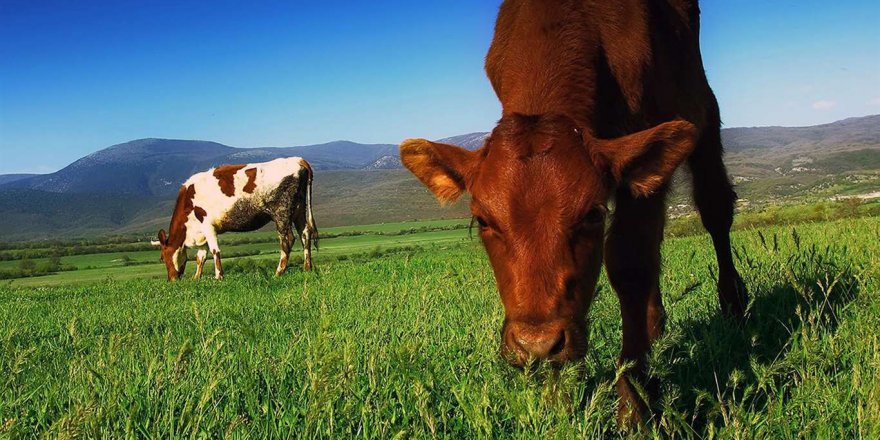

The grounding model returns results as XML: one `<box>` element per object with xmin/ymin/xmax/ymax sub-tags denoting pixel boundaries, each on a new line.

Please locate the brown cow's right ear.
<box><xmin>157</xmin><ymin>229</ymin><xmax>168</xmax><ymax>245</ymax></box>
<box><xmin>399</xmin><ymin>139</ymin><xmax>478</xmax><ymax>204</ymax></box>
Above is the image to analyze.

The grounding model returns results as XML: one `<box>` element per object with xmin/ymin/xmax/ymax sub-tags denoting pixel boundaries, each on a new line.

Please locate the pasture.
<box><xmin>0</xmin><ymin>219</ymin><xmax>470</xmax><ymax>287</ymax></box>
<box><xmin>1</xmin><ymin>216</ymin><xmax>878</xmax><ymax>437</ymax></box>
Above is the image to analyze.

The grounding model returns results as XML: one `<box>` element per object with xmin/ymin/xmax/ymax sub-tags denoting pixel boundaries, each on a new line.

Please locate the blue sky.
<box><xmin>1</xmin><ymin>0</ymin><xmax>878</xmax><ymax>174</ymax></box>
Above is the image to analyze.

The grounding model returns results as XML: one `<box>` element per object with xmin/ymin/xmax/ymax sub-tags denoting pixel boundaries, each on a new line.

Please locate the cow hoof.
<box><xmin>718</xmin><ymin>271</ymin><xmax>748</xmax><ymax>321</ymax></box>
<box><xmin>616</xmin><ymin>385</ymin><xmax>648</xmax><ymax>430</ymax></box>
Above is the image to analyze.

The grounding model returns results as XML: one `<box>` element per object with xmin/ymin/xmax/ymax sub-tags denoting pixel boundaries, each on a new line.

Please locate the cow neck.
<box><xmin>167</xmin><ymin>184</ymin><xmax>196</xmax><ymax>249</ymax></box>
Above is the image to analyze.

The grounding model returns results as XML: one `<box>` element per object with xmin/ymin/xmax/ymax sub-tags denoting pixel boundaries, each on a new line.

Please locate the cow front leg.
<box><xmin>193</xmin><ymin>249</ymin><xmax>208</xmax><ymax>280</ymax></box>
<box><xmin>204</xmin><ymin>230</ymin><xmax>224</xmax><ymax>280</ymax></box>
<box><xmin>605</xmin><ymin>187</ymin><xmax>668</xmax><ymax>427</ymax></box>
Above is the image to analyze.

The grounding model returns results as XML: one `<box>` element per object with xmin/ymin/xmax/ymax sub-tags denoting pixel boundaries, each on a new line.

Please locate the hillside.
<box><xmin>2</xmin><ymin>139</ymin><xmax>399</xmax><ymax>197</ymax></box>
<box><xmin>0</xmin><ymin>170</ymin><xmax>469</xmax><ymax>241</ymax></box>
<box><xmin>0</xmin><ymin>174</ymin><xmax>39</xmax><ymax>185</ymax></box>
<box><xmin>0</xmin><ymin>115</ymin><xmax>877</xmax><ymax>241</ymax></box>
<box><xmin>722</xmin><ymin>115</ymin><xmax>880</xmax><ymax>153</ymax></box>
<box><xmin>4</xmin><ymin>115</ymin><xmax>876</xmax><ymax>197</ymax></box>
<box><xmin>0</xmin><ymin>189</ymin><xmax>169</xmax><ymax>239</ymax></box>
<box><xmin>721</xmin><ymin>115</ymin><xmax>880</xmax><ymax>178</ymax></box>
<box><xmin>437</xmin><ymin>132</ymin><xmax>490</xmax><ymax>151</ymax></box>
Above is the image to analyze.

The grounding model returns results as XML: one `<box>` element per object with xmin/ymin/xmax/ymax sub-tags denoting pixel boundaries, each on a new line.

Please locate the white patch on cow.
<box><xmin>171</xmin><ymin>247</ymin><xmax>186</xmax><ymax>273</ymax></box>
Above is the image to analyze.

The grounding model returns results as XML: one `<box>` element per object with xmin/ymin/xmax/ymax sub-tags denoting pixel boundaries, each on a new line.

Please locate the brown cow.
<box><xmin>400</xmin><ymin>0</ymin><xmax>746</xmax><ymax>424</ymax></box>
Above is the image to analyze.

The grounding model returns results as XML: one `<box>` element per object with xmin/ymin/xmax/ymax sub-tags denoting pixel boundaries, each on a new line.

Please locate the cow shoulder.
<box><xmin>589</xmin><ymin>0</ymin><xmax>651</xmax><ymax>113</ymax></box>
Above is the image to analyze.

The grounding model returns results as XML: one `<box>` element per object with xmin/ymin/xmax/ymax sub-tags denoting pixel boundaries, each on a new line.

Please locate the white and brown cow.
<box><xmin>152</xmin><ymin>157</ymin><xmax>317</xmax><ymax>280</ymax></box>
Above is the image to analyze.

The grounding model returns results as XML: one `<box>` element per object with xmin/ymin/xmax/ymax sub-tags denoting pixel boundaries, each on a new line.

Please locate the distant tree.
<box><xmin>18</xmin><ymin>258</ymin><xmax>36</xmax><ymax>273</ymax></box>
<box><xmin>40</xmin><ymin>255</ymin><xmax>63</xmax><ymax>272</ymax></box>
<box><xmin>810</xmin><ymin>203</ymin><xmax>829</xmax><ymax>221</ymax></box>
<box><xmin>119</xmin><ymin>255</ymin><xmax>133</xmax><ymax>266</ymax></box>
<box><xmin>838</xmin><ymin>198</ymin><xmax>862</xmax><ymax>218</ymax></box>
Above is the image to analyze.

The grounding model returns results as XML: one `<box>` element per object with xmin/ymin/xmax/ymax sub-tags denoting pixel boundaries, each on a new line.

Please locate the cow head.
<box><xmin>400</xmin><ymin>113</ymin><xmax>697</xmax><ymax>366</ymax></box>
<box><xmin>152</xmin><ymin>229</ymin><xmax>187</xmax><ymax>281</ymax></box>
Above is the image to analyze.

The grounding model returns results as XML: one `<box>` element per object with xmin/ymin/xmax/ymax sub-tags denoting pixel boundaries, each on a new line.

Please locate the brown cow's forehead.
<box><xmin>471</xmin><ymin>132</ymin><xmax>606</xmax><ymax>228</ymax></box>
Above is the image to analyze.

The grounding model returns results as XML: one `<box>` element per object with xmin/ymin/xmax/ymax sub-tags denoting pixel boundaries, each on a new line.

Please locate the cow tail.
<box><xmin>305</xmin><ymin>163</ymin><xmax>318</xmax><ymax>250</ymax></box>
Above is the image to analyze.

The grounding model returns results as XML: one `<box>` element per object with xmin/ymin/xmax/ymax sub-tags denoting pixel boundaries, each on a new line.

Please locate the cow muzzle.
<box><xmin>501</xmin><ymin>319</ymin><xmax>587</xmax><ymax>366</ymax></box>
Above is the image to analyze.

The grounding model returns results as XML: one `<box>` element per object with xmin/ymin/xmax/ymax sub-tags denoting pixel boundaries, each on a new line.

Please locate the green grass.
<box><xmin>1</xmin><ymin>223</ymin><xmax>472</xmax><ymax>288</ymax></box>
<box><xmin>1</xmin><ymin>216</ymin><xmax>879</xmax><ymax>437</ymax></box>
<box><xmin>7</xmin><ymin>199</ymin><xmax>880</xmax><ymax>287</ymax></box>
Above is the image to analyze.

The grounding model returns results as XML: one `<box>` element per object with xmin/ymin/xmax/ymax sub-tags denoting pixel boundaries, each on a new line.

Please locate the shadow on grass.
<box><xmin>651</xmin><ymin>241</ymin><xmax>861</xmax><ymax>429</ymax></box>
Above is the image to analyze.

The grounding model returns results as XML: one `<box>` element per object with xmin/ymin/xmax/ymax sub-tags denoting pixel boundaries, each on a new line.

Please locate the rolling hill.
<box><xmin>721</xmin><ymin>115</ymin><xmax>880</xmax><ymax>178</ymax></box>
<box><xmin>0</xmin><ymin>170</ymin><xmax>471</xmax><ymax>241</ymax></box>
<box><xmin>0</xmin><ymin>115</ymin><xmax>877</xmax><ymax>241</ymax></box>
<box><xmin>1</xmin><ymin>139</ymin><xmax>400</xmax><ymax>197</ymax></box>
<box><xmin>0</xmin><ymin>174</ymin><xmax>39</xmax><ymax>186</ymax></box>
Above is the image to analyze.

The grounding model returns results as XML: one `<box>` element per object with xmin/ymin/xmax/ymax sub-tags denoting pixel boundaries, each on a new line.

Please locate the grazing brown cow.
<box><xmin>400</xmin><ymin>0</ymin><xmax>746</xmax><ymax>424</ymax></box>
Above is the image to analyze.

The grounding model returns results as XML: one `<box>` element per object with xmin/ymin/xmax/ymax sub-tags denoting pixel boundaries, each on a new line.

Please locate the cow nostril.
<box><xmin>548</xmin><ymin>331</ymin><xmax>566</xmax><ymax>357</ymax></box>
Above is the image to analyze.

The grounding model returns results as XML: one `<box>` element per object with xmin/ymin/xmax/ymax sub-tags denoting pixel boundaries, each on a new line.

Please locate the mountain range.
<box><xmin>0</xmin><ymin>115</ymin><xmax>878</xmax><ymax>240</ymax></box>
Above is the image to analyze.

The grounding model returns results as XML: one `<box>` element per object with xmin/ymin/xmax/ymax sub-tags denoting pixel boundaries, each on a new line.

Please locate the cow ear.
<box><xmin>157</xmin><ymin>229</ymin><xmax>168</xmax><ymax>246</ymax></box>
<box><xmin>592</xmin><ymin>120</ymin><xmax>699</xmax><ymax>197</ymax></box>
<box><xmin>399</xmin><ymin>139</ymin><xmax>478</xmax><ymax>204</ymax></box>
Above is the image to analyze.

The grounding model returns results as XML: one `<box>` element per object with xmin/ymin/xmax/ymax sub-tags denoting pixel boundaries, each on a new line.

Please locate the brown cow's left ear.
<box><xmin>592</xmin><ymin>120</ymin><xmax>699</xmax><ymax>197</ymax></box>
<box><xmin>400</xmin><ymin>139</ymin><xmax>478</xmax><ymax>204</ymax></box>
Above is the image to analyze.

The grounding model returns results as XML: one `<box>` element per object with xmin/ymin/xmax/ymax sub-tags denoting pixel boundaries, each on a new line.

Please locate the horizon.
<box><xmin>2</xmin><ymin>0</ymin><xmax>879</xmax><ymax>174</ymax></box>
<box><xmin>0</xmin><ymin>113</ymin><xmax>880</xmax><ymax>176</ymax></box>
<box><xmin>2</xmin><ymin>112</ymin><xmax>877</xmax><ymax>177</ymax></box>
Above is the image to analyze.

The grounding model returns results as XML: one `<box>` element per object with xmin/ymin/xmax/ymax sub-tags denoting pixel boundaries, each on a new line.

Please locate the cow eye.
<box><xmin>582</xmin><ymin>206</ymin><xmax>607</xmax><ymax>226</ymax></box>
<box><xmin>469</xmin><ymin>215</ymin><xmax>496</xmax><ymax>239</ymax></box>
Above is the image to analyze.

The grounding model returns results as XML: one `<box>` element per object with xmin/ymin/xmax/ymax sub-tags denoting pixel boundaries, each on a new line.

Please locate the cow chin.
<box><xmin>162</xmin><ymin>247</ymin><xmax>186</xmax><ymax>281</ymax></box>
<box><xmin>165</xmin><ymin>263</ymin><xmax>182</xmax><ymax>281</ymax></box>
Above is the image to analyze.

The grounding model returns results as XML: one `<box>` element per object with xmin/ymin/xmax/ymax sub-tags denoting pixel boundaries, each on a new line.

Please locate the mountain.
<box><xmin>721</xmin><ymin>115</ymin><xmax>880</xmax><ymax>153</ymax></box>
<box><xmin>4</xmin><ymin>139</ymin><xmax>237</xmax><ymax>196</ymax></box>
<box><xmin>719</xmin><ymin>115</ymin><xmax>880</xmax><ymax>178</ymax></box>
<box><xmin>2</xmin><ymin>139</ymin><xmax>398</xmax><ymax>196</ymax></box>
<box><xmin>0</xmin><ymin>133</ymin><xmax>479</xmax><ymax>197</ymax></box>
<box><xmin>13</xmin><ymin>114</ymin><xmax>873</xmax><ymax>198</ymax></box>
<box><xmin>0</xmin><ymin>115</ymin><xmax>877</xmax><ymax>240</ymax></box>
<box><xmin>438</xmin><ymin>132</ymin><xmax>490</xmax><ymax>150</ymax></box>
<box><xmin>0</xmin><ymin>171</ymin><xmax>470</xmax><ymax>241</ymax></box>
<box><xmin>0</xmin><ymin>174</ymin><xmax>40</xmax><ymax>185</ymax></box>
<box><xmin>0</xmin><ymin>188</ymin><xmax>170</xmax><ymax>239</ymax></box>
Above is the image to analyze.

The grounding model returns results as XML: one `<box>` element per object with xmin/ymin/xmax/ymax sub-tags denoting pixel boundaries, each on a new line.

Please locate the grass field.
<box><xmin>4</xmin><ymin>199</ymin><xmax>879</xmax><ymax>288</ymax></box>
<box><xmin>1</xmin><ymin>216</ymin><xmax>878</xmax><ymax>437</ymax></box>
<box><xmin>1</xmin><ymin>219</ymin><xmax>472</xmax><ymax>288</ymax></box>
